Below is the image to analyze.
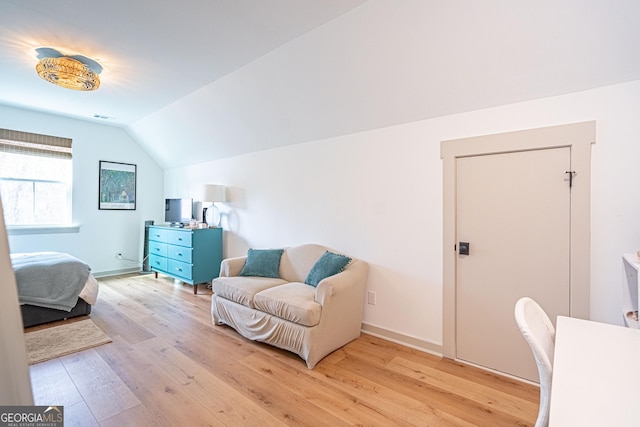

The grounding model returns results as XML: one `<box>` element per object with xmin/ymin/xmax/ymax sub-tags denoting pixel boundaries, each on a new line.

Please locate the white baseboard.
<box><xmin>92</xmin><ymin>267</ymin><xmax>141</xmax><ymax>278</ymax></box>
<box><xmin>361</xmin><ymin>323</ymin><xmax>443</xmax><ymax>357</ymax></box>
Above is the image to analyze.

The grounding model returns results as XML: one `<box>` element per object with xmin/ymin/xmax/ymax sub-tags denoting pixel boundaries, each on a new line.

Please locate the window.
<box><xmin>0</xmin><ymin>128</ymin><xmax>72</xmax><ymax>226</ymax></box>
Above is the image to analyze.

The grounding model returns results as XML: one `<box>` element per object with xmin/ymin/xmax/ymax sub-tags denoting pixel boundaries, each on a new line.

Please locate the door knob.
<box><xmin>459</xmin><ymin>242</ymin><xmax>470</xmax><ymax>255</ymax></box>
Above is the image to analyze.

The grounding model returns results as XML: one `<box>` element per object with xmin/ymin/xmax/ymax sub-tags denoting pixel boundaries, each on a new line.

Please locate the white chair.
<box><xmin>514</xmin><ymin>297</ymin><xmax>555</xmax><ymax>427</ymax></box>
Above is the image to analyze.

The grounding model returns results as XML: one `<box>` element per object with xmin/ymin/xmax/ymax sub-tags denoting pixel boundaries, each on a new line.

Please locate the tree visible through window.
<box><xmin>0</xmin><ymin>129</ymin><xmax>72</xmax><ymax>226</ymax></box>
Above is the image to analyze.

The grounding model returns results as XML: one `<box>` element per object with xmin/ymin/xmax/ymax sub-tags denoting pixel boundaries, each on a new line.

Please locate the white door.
<box><xmin>455</xmin><ymin>147</ymin><xmax>571</xmax><ymax>381</ymax></box>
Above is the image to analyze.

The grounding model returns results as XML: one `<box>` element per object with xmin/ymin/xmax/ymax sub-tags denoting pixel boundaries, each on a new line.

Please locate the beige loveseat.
<box><xmin>211</xmin><ymin>244</ymin><xmax>369</xmax><ymax>368</ymax></box>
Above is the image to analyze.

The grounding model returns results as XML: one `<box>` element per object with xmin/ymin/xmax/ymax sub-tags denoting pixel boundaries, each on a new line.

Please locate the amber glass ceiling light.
<box><xmin>36</xmin><ymin>56</ymin><xmax>100</xmax><ymax>91</ymax></box>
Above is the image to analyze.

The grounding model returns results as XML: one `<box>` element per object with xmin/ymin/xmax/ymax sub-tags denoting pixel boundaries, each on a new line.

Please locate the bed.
<box><xmin>10</xmin><ymin>252</ymin><xmax>99</xmax><ymax>328</ymax></box>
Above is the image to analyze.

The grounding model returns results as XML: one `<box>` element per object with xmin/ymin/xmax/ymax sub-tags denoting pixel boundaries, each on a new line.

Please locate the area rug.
<box><xmin>24</xmin><ymin>318</ymin><xmax>112</xmax><ymax>365</ymax></box>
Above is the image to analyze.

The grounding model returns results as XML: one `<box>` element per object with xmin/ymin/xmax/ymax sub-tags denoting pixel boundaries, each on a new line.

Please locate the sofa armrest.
<box><xmin>219</xmin><ymin>256</ymin><xmax>247</xmax><ymax>277</ymax></box>
<box><xmin>310</xmin><ymin>259</ymin><xmax>369</xmax><ymax>367</ymax></box>
<box><xmin>314</xmin><ymin>260</ymin><xmax>368</xmax><ymax>305</ymax></box>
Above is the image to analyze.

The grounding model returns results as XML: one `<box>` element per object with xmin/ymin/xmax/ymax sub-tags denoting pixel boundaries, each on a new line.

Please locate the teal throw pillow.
<box><xmin>305</xmin><ymin>251</ymin><xmax>352</xmax><ymax>287</ymax></box>
<box><xmin>239</xmin><ymin>248</ymin><xmax>284</xmax><ymax>278</ymax></box>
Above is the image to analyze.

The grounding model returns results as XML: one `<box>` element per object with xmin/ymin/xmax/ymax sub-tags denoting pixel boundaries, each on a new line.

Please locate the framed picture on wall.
<box><xmin>98</xmin><ymin>161</ymin><xmax>137</xmax><ymax>210</ymax></box>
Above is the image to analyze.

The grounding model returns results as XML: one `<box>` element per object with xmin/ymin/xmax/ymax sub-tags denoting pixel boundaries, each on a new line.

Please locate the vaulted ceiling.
<box><xmin>2</xmin><ymin>0</ymin><xmax>640</xmax><ymax>169</ymax></box>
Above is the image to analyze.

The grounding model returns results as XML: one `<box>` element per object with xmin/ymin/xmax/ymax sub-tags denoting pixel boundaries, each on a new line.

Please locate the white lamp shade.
<box><xmin>200</xmin><ymin>184</ymin><xmax>227</xmax><ymax>203</ymax></box>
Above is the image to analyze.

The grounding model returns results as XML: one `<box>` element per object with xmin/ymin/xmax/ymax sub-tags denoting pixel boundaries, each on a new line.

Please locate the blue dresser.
<box><xmin>148</xmin><ymin>225</ymin><xmax>222</xmax><ymax>294</ymax></box>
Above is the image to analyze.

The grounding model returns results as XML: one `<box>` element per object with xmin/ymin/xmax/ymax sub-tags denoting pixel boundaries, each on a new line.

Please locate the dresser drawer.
<box><xmin>168</xmin><ymin>231</ymin><xmax>192</xmax><ymax>247</ymax></box>
<box><xmin>149</xmin><ymin>241</ymin><xmax>167</xmax><ymax>257</ymax></box>
<box><xmin>167</xmin><ymin>259</ymin><xmax>193</xmax><ymax>281</ymax></box>
<box><xmin>149</xmin><ymin>254</ymin><xmax>168</xmax><ymax>272</ymax></box>
<box><xmin>167</xmin><ymin>245</ymin><xmax>192</xmax><ymax>263</ymax></box>
<box><xmin>149</xmin><ymin>227</ymin><xmax>169</xmax><ymax>243</ymax></box>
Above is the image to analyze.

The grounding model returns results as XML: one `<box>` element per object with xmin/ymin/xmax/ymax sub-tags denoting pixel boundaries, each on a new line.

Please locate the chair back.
<box><xmin>514</xmin><ymin>297</ymin><xmax>555</xmax><ymax>427</ymax></box>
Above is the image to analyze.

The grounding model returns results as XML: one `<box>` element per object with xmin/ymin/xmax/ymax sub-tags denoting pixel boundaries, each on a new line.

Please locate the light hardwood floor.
<box><xmin>28</xmin><ymin>273</ymin><xmax>539</xmax><ymax>426</ymax></box>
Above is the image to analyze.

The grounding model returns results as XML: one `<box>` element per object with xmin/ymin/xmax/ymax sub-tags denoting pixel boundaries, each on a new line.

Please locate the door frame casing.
<box><xmin>440</xmin><ymin>121</ymin><xmax>595</xmax><ymax>359</ymax></box>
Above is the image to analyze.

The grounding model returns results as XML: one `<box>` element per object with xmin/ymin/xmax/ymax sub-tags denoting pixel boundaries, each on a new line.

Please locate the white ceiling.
<box><xmin>2</xmin><ymin>0</ymin><xmax>640</xmax><ymax>169</ymax></box>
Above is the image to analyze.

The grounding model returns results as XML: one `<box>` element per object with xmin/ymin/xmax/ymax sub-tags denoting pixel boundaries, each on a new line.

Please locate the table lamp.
<box><xmin>200</xmin><ymin>184</ymin><xmax>227</xmax><ymax>227</ymax></box>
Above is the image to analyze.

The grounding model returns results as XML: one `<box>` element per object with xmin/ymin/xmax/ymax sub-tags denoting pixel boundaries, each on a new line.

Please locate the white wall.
<box><xmin>0</xmin><ymin>105</ymin><xmax>164</xmax><ymax>275</ymax></box>
<box><xmin>0</xmin><ymin>198</ymin><xmax>33</xmax><ymax>405</ymax></box>
<box><xmin>165</xmin><ymin>80</ymin><xmax>640</xmax><ymax>351</ymax></box>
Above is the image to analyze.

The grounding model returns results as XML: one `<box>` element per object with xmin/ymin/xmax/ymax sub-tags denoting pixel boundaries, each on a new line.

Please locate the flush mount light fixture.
<box><xmin>36</xmin><ymin>57</ymin><xmax>100</xmax><ymax>91</ymax></box>
<box><xmin>35</xmin><ymin>47</ymin><xmax>102</xmax><ymax>91</ymax></box>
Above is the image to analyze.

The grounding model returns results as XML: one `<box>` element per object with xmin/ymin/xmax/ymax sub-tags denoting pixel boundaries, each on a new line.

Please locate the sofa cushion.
<box><xmin>305</xmin><ymin>251</ymin><xmax>352</xmax><ymax>287</ymax></box>
<box><xmin>240</xmin><ymin>248</ymin><xmax>284</xmax><ymax>278</ymax></box>
<box><xmin>254</xmin><ymin>282</ymin><xmax>321</xmax><ymax>327</ymax></box>
<box><xmin>279</xmin><ymin>244</ymin><xmax>329</xmax><ymax>283</ymax></box>
<box><xmin>213</xmin><ymin>276</ymin><xmax>286</xmax><ymax>308</ymax></box>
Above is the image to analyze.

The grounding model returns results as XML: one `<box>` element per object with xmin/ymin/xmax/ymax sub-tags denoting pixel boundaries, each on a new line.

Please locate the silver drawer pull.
<box><xmin>176</xmin><ymin>267</ymin><xmax>182</xmax><ymax>272</ymax></box>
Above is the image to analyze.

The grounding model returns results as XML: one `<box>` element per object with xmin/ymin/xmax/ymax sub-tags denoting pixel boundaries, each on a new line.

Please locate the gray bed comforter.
<box><xmin>11</xmin><ymin>252</ymin><xmax>91</xmax><ymax>312</ymax></box>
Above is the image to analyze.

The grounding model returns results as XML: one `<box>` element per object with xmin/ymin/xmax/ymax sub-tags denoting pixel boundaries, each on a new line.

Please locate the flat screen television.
<box><xmin>164</xmin><ymin>198</ymin><xmax>193</xmax><ymax>226</ymax></box>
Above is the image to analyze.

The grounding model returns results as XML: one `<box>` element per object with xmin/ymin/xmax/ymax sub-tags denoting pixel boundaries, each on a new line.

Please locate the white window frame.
<box><xmin>0</xmin><ymin>128</ymin><xmax>79</xmax><ymax>235</ymax></box>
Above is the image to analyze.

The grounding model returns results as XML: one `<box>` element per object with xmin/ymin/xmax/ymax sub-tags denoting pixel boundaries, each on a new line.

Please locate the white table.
<box><xmin>549</xmin><ymin>316</ymin><xmax>640</xmax><ymax>426</ymax></box>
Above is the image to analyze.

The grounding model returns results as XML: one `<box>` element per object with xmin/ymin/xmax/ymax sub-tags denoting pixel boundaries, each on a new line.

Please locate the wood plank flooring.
<box><xmin>28</xmin><ymin>274</ymin><xmax>539</xmax><ymax>426</ymax></box>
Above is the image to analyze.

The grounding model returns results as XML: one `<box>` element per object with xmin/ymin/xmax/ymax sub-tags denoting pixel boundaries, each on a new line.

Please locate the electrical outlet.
<box><xmin>367</xmin><ymin>291</ymin><xmax>376</xmax><ymax>305</ymax></box>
